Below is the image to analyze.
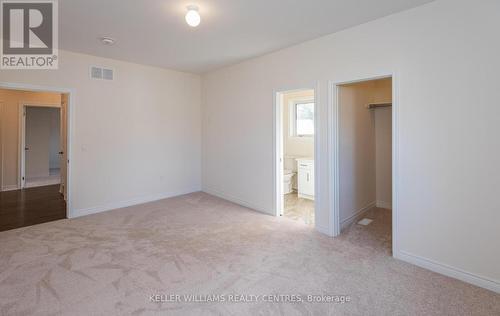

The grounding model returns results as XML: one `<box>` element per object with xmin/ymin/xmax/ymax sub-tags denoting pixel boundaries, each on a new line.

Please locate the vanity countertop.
<box><xmin>296</xmin><ymin>157</ymin><xmax>314</xmax><ymax>162</ymax></box>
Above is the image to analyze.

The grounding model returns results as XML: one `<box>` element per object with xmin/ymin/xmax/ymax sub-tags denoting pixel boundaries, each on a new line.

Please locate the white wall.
<box><xmin>0</xmin><ymin>50</ymin><xmax>202</xmax><ymax>215</ymax></box>
<box><xmin>202</xmin><ymin>0</ymin><xmax>500</xmax><ymax>291</ymax></box>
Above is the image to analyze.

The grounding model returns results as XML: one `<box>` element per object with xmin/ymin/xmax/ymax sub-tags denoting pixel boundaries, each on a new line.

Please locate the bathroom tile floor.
<box><xmin>284</xmin><ymin>192</ymin><xmax>314</xmax><ymax>225</ymax></box>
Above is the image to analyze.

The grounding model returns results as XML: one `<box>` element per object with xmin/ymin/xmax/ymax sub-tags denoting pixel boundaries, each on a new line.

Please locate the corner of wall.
<box><xmin>202</xmin><ymin>186</ymin><xmax>274</xmax><ymax>216</ymax></box>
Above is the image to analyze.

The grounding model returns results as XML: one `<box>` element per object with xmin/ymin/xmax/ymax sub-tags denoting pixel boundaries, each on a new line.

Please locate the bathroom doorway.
<box><xmin>274</xmin><ymin>88</ymin><xmax>316</xmax><ymax>225</ymax></box>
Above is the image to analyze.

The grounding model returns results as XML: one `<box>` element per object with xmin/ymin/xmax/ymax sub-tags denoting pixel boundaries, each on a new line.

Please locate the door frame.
<box><xmin>0</xmin><ymin>81</ymin><xmax>75</xmax><ymax>218</ymax></box>
<box><xmin>0</xmin><ymin>100</ymin><xmax>3</xmax><ymax>190</ymax></box>
<box><xmin>273</xmin><ymin>82</ymin><xmax>320</xmax><ymax>220</ymax></box>
<box><xmin>328</xmin><ymin>73</ymin><xmax>399</xmax><ymax>256</ymax></box>
<box><xmin>19</xmin><ymin>102</ymin><xmax>61</xmax><ymax>189</ymax></box>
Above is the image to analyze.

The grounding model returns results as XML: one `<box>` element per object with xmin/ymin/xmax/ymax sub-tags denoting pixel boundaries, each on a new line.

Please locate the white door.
<box><xmin>304</xmin><ymin>168</ymin><xmax>314</xmax><ymax>196</ymax></box>
<box><xmin>298</xmin><ymin>167</ymin><xmax>308</xmax><ymax>194</ymax></box>
<box><xmin>298</xmin><ymin>167</ymin><xmax>314</xmax><ymax>196</ymax></box>
<box><xmin>298</xmin><ymin>163</ymin><xmax>315</xmax><ymax>199</ymax></box>
<box><xmin>25</xmin><ymin>107</ymin><xmax>51</xmax><ymax>183</ymax></box>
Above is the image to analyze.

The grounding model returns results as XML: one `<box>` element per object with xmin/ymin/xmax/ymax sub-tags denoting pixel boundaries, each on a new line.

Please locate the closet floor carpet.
<box><xmin>0</xmin><ymin>192</ymin><xmax>498</xmax><ymax>315</ymax></box>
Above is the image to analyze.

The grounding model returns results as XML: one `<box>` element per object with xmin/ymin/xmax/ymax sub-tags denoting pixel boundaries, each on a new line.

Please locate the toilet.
<box><xmin>283</xmin><ymin>169</ymin><xmax>296</xmax><ymax>194</ymax></box>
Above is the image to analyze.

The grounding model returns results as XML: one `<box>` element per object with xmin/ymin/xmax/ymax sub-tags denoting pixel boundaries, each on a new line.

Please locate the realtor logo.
<box><xmin>1</xmin><ymin>0</ymin><xmax>58</xmax><ymax>69</ymax></box>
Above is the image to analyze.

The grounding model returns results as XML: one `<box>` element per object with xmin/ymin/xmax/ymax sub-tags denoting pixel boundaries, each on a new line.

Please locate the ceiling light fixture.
<box><xmin>185</xmin><ymin>5</ymin><xmax>201</xmax><ymax>27</ymax></box>
<box><xmin>100</xmin><ymin>37</ymin><xmax>115</xmax><ymax>45</ymax></box>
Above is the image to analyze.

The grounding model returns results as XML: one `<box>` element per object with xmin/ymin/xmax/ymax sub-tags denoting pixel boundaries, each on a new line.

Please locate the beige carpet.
<box><xmin>0</xmin><ymin>192</ymin><xmax>498</xmax><ymax>315</ymax></box>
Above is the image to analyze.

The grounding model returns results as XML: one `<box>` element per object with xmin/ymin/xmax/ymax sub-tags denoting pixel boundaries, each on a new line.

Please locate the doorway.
<box><xmin>332</xmin><ymin>76</ymin><xmax>394</xmax><ymax>253</ymax></box>
<box><xmin>274</xmin><ymin>88</ymin><xmax>316</xmax><ymax>225</ymax></box>
<box><xmin>22</xmin><ymin>105</ymin><xmax>62</xmax><ymax>188</ymax></box>
<box><xmin>0</xmin><ymin>86</ymin><xmax>71</xmax><ymax>231</ymax></box>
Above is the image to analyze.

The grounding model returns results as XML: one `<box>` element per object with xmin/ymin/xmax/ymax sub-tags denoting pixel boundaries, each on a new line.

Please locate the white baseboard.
<box><xmin>1</xmin><ymin>185</ymin><xmax>19</xmax><ymax>192</ymax></box>
<box><xmin>396</xmin><ymin>250</ymin><xmax>500</xmax><ymax>294</ymax></box>
<box><xmin>341</xmin><ymin>201</ymin><xmax>376</xmax><ymax>230</ymax></box>
<box><xmin>202</xmin><ymin>186</ymin><xmax>273</xmax><ymax>216</ymax></box>
<box><xmin>376</xmin><ymin>200</ymin><xmax>392</xmax><ymax>209</ymax></box>
<box><xmin>315</xmin><ymin>224</ymin><xmax>332</xmax><ymax>236</ymax></box>
<box><xmin>70</xmin><ymin>187</ymin><xmax>200</xmax><ymax>218</ymax></box>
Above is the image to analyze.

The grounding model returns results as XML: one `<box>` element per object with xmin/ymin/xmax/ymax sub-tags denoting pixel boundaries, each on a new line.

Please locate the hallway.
<box><xmin>0</xmin><ymin>185</ymin><xmax>66</xmax><ymax>232</ymax></box>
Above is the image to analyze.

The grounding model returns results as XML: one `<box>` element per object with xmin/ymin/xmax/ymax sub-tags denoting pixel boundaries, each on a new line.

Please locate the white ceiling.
<box><xmin>60</xmin><ymin>0</ymin><xmax>434</xmax><ymax>74</ymax></box>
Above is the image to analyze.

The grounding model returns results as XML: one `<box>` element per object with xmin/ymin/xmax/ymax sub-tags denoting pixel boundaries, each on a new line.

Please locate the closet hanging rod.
<box><xmin>366</xmin><ymin>103</ymin><xmax>392</xmax><ymax>109</ymax></box>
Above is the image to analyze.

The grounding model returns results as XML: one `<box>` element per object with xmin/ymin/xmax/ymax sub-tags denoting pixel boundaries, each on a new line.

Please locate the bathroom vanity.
<box><xmin>296</xmin><ymin>158</ymin><xmax>314</xmax><ymax>200</ymax></box>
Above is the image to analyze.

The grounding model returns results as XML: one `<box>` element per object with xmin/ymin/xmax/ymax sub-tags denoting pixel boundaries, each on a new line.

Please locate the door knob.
<box><xmin>25</xmin><ymin>147</ymin><xmax>29</xmax><ymax>150</ymax></box>
<box><xmin>58</xmin><ymin>151</ymin><xmax>64</xmax><ymax>155</ymax></box>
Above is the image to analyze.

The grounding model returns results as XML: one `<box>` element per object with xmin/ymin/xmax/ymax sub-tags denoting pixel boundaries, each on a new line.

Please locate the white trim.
<box><xmin>396</xmin><ymin>251</ymin><xmax>500</xmax><ymax>294</ymax></box>
<box><xmin>391</xmin><ymin>72</ymin><xmax>400</xmax><ymax>259</ymax></box>
<box><xmin>0</xmin><ymin>82</ymin><xmax>72</xmax><ymax>94</ymax></box>
<box><xmin>376</xmin><ymin>200</ymin><xmax>392</xmax><ymax>209</ymax></box>
<box><xmin>1</xmin><ymin>184</ymin><xmax>18</xmax><ymax>191</ymax></box>
<box><xmin>328</xmin><ymin>73</ymin><xmax>398</xmax><ymax>256</ymax></box>
<box><xmin>327</xmin><ymin>81</ymin><xmax>340</xmax><ymax>236</ymax></box>
<box><xmin>313</xmin><ymin>83</ymin><xmax>322</xmax><ymax>235</ymax></box>
<box><xmin>19</xmin><ymin>102</ymin><xmax>61</xmax><ymax>189</ymax></box>
<box><xmin>341</xmin><ymin>201</ymin><xmax>376</xmax><ymax>230</ymax></box>
<box><xmin>272</xmin><ymin>90</ymin><xmax>284</xmax><ymax>217</ymax></box>
<box><xmin>73</xmin><ymin>187</ymin><xmax>200</xmax><ymax>218</ymax></box>
<box><xmin>19</xmin><ymin>104</ymin><xmax>24</xmax><ymax>189</ymax></box>
<box><xmin>315</xmin><ymin>224</ymin><xmax>331</xmax><ymax>235</ymax></box>
<box><xmin>19</xmin><ymin>101</ymin><xmax>61</xmax><ymax>108</ymax></box>
<box><xmin>0</xmin><ymin>100</ymin><xmax>3</xmax><ymax>191</ymax></box>
<box><xmin>0</xmin><ymin>81</ymin><xmax>75</xmax><ymax>218</ymax></box>
<box><xmin>203</xmin><ymin>187</ymin><xmax>272</xmax><ymax>216</ymax></box>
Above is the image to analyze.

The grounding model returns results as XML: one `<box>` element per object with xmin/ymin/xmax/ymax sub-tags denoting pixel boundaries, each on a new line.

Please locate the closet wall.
<box><xmin>338</xmin><ymin>78</ymin><xmax>392</xmax><ymax>227</ymax></box>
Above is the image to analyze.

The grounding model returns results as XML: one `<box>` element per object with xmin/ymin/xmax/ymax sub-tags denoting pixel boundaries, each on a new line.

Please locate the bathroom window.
<box><xmin>291</xmin><ymin>101</ymin><xmax>314</xmax><ymax>137</ymax></box>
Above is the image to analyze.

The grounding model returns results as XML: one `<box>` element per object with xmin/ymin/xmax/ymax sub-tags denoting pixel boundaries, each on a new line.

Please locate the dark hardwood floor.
<box><xmin>0</xmin><ymin>185</ymin><xmax>66</xmax><ymax>232</ymax></box>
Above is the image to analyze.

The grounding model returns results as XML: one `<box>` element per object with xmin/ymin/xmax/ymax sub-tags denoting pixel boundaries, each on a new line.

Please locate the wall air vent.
<box><xmin>90</xmin><ymin>66</ymin><xmax>114</xmax><ymax>80</ymax></box>
<box><xmin>102</xmin><ymin>68</ymin><xmax>114</xmax><ymax>80</ymax></box>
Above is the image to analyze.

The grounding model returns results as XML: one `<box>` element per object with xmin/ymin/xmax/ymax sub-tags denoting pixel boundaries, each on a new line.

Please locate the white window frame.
<box><xmin>289</xmin><ymin>99</ymin><xmax>315</xmax><ymax>137</ymax></box>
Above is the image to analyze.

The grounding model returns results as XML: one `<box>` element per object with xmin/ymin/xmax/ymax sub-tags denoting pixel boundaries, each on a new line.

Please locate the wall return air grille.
<box><xmin>90</xmin><ymin>66</ymin><xmax>114</xmax><ymax>80</ymax></box>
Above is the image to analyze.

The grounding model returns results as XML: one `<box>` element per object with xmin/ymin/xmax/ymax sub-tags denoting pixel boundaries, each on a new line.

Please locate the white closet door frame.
<box><xmin>328</xmin><ymin>73</ymin><xmax>399</xmax><ymax>258</ymax></box>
